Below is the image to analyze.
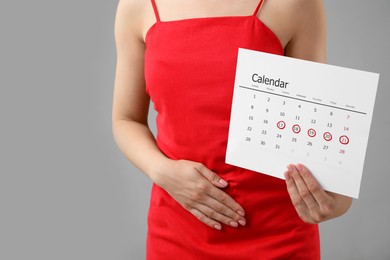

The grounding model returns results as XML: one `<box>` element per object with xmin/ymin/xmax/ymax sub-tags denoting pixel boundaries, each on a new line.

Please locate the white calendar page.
<box><xmin>226</xmin><ymin>48</ymin><xmax>379</xmax><ymax>198</ymax></box>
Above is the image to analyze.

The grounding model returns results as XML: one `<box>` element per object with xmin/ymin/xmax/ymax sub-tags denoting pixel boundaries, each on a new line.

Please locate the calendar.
<box><xmin>226</xmin><ymin>48</ymin><xmax>379</xmax><ymax>198</ymax></box>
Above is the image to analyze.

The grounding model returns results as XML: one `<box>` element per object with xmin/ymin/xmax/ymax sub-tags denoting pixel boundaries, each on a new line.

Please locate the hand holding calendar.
<box><xmin>226</xmin><ymin>48</ymin><xmax>380</xmax><ymax>199</ymax></box>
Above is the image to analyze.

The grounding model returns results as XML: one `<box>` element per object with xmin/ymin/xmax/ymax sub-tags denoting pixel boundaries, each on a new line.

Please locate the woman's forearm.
<box><xmin>112</xmin><ymin>119</ymin><xmax>171</xmax><ymax>183</ymax></box>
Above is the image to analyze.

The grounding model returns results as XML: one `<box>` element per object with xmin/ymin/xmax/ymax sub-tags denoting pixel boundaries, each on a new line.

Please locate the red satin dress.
<box><xmin>144</xmin><ymin>0</ymin><xmax>320</xmax><ymax>259</ymax></box>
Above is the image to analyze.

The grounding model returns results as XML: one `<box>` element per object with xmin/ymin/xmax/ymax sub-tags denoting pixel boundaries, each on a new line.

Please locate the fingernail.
<box><xmin>238</xmin><ymin>219</ymin><xmax>246</xmax><ymax>226</ymax></box>
<box><xmin>237</xmin><ymin>210</ymin><xmax>245</xmax><ymax>217</ymax></box>
<box><xmin>287</xmin><ymin>164</ymin><xmax>293</xmax><ymax>172</ymax></box>
<box><xmin>219</xmin><ymin>178</ymin><xmax>228</xmax><ymax>186</ymax></box>
<box><xmin>296</xmin><ymin>164</ymin><xmax>303</xmax><ymax>172</ymax></box>
<box><xmin>284</xmin><ymin>171</ymin><xmax>290</xmax><ymax>180</ymax></box>
<box><xmin>214</xmin><ymin>224</ymin><xmax>222</xmax><ymax>230</ymax></box>
<box><xmin>230</xmin><ymin>221</ymin><xmax>238</xmax><ymax>228</ymax></box>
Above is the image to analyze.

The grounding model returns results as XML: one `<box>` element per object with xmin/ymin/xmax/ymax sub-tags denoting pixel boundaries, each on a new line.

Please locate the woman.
<box><xmin>112</xmin><ymin>0</ymin><xmax>353</xmax><ymax>258</ymax></box>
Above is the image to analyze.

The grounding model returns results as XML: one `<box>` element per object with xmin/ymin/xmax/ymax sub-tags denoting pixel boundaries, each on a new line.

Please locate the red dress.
<box><xmin>144</xmin><ymin>0</ymin><xmax>320</xmax><ymax>259</ymax></box>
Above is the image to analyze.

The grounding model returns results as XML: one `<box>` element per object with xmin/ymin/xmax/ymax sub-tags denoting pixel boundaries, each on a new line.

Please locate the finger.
<box><xmin>296</xmin><ymin>164</ymin><xmax>336</xmax><ymax>220</ymax></box>
<box><xmin>201</xmin><ymin>193</ymin><xmax>246</xmax><ymax>226</ymax></box>
<box><xmin>195</xmin><ymin>202</ymin><xmax>242</xmax><ymax>228</ymax></box>
<box><xmin>284</xmin><ymin>169</ymin><xmax>311</xmax><ymax>221</ymax></box>
<box><xmin>195</xmin><ymin>164</ymin><xmax>228</xmax><ymax>188</ymax></box>
<box><xmin>295</xmin><ymin>164</ymin><xmax>331</xmax><ymax>206</ymax></box>
<box><xmin>189</xmin><ymin>208</ymin><xmax>222</xmax><ymax>230</ymax></box>
<box><xmin>206</xmin><ymin>184</ymin><xmax>246</xmax><ymax>218</ymax></box>
<box><xmin>288</xmin><ymin>164</ymin><xmax>319</xmax><ymax>212</ymax></box>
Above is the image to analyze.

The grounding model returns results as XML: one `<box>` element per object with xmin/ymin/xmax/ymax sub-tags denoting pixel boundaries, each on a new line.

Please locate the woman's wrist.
<box><xmin>145</xmin><ymin>154</ymin><xmax>176</xmax><ymax>186</ymax></box>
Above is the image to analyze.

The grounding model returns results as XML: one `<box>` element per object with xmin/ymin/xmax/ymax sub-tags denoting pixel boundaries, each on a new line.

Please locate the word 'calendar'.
<box><xmin>226</xmin><ymin>48</ymin><xmax>379</xmax><ymax>198</ymax></box>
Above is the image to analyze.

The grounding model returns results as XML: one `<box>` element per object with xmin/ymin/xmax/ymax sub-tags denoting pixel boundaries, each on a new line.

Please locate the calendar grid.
<box><xmin>226</xmin><ymin>48</ymin><xmax>379</xmax><ymax>198</ymax></box>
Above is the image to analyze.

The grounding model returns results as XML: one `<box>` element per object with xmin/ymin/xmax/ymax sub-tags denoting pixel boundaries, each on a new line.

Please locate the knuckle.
<box><xmin>312</xmin><ymin>212</ymin><xmax>326</xmax><ymax>223</ymax></box>
<box><xmin>292</xmin><ymin>197</ymin><xmax>303</xmax><ymax>208</ymax></box>
<box><xmin>219</xmin><ymin>194</ymin><xmax>229</xmax><ymax>204</ymax></box>
<box><xmin>321</xmin><ymin>202</ymin><xmax>335</xmax><ymax>214</ymax></box>
<box><xmin>308</xmin><ymin>184</ymin><xmax>321</xmax><ymax>194</ymax></box>
<box><xmin>199</xmin><ymin>165</ymin><xmax>217</xmax><ymax>181</ymax></box>
<box><xmin>299</xmin><ymin>190</ymin><xmax>311</xmax><ymax>200</ymax></box>
<box><xmin>204</xmin><ymin>209</ymin><xmax>214</xmax><ymax>218</ymax></box>
<box><xmin>214</xmin><ymin>204</ymin><xmax>225</xmax><ymax>214</ymax></box>
<box><xmin>191</xmin><ymin>190</ymin><xmax>204</xmax><ymax>201</ymax></box>
<box><xmin>292</xmin><ymin>197</ymin><xmax>302</xmax><ymax>207</ymax></box>
<box><xmin>193</xmin><ymin>193</ymin><xmax>203</xmax><ymax>202</ymax></box>
<box><xmin>196</xmin><ymin>182</ymin><xmax>208</xmax><ymax>193</ymax></box>
<box><xmin>209</xmin><ymin>172</ymin><xmax>218</xmax><ymax>182</ymax></box>
<box><xmin>195</xmin><ymin>163</ymin><xmax>206</xmax><ymax>172</ymax></box>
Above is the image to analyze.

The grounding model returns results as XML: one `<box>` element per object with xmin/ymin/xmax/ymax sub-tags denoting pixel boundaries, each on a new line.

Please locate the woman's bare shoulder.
<box><xmin>261</xmin><ymin>0</ymin><xmax>325</xmax><ymax>49</ymax></box>
<box><xmin>289</xmin><ymin>0</ymin><xmax>324</xmax><ymax>17</ymax></box>
<box><xmin>264</xmin><ymin>0</ymin><xmax>324</xmax><ymax>23</ymax></box>
<box><xmin>116</xmin><ymin>0</ymin><xmax>146</xmax><ymax>20</ymax></box>
<box><xmin>280</xmin><ymin>0</ymin><xmax>326</xmax><ymax>61</ymax></box>
<box><xmin>115</xmin><ymin>0</ymin><xmax>154</xmax><ymax>41</ymax></box>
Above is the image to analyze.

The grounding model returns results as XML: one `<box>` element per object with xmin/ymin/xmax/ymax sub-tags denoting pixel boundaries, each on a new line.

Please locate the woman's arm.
<box><xmin>260</xmin><ymin>0</ymin><xmax>352</xmax><ymax>223</ymax></box>
<box><xmin>111</xmin><ymin>0</ymin><xmax>245</xmax><ymax>230</ymax></box>
<box><xmin>281</xmin><ymin>0</ymin><xmax>352</xmax><ymax>223</ymax></box>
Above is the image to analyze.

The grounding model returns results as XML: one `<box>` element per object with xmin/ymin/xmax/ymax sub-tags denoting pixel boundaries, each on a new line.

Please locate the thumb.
<box><xmin>195</xmin><ymin>164</ymin><xmax>228</xmax><ymax>188</ymax></box>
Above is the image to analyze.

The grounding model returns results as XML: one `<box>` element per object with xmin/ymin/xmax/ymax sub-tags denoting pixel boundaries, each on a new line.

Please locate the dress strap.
<box><xmin>150</xmin><ymin>0</ymin><xmax>160</xmax><ymax>22</ymax></box>
<box><xmin>253</xmin><ymin>0</ymin><xmax>265</xmax><ymax>16</ymax></box>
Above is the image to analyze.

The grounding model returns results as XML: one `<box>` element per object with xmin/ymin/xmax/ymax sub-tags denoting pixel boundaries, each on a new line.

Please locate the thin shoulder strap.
<box><xmin>150</xmin><ymin>0</ymin><xmax>160</xmax><ymax>22</ymax></box>
<box><xmin>253</xmin><ymin>0</ymin><xmax>265</xmax><ymax>16</ymax></box>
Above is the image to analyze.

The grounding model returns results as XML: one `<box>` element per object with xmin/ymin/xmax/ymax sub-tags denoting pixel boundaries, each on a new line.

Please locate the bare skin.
<box><xmin>112</xmin><ymin>0</ymin><xmax>352</xmax><ymax>230</ymax></box>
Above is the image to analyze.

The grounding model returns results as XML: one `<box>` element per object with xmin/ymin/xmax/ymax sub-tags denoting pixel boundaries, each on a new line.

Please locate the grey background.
<box><xmin>0</xmin><ymin>0</ymin><xmax>389</xmax><ymax>259</ymax></box>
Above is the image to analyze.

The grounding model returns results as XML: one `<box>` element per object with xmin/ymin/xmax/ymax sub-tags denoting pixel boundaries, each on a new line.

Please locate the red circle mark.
<box><xmin>308</xmin><ymin>128</ymin><xmax>316</xmax><ymax>137</ymax></box>
<box><xmin>323</xmin><ymin>132</ymin><xmax>332</xmax><ymax>141</ymax></box>
<box><xmin>277</xmin><ymin>121</ymin><xmax>286</xmax><ymax>130</ymax></box>
<box><xmin>339</xmin><ymin>135</ymin><xmax>349</xmax><ymax>145</ymax></box>
<box><xmin>292</xmin><ymin>124</ymin><xmax>301</xmax><ymax>134</ymax></box>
